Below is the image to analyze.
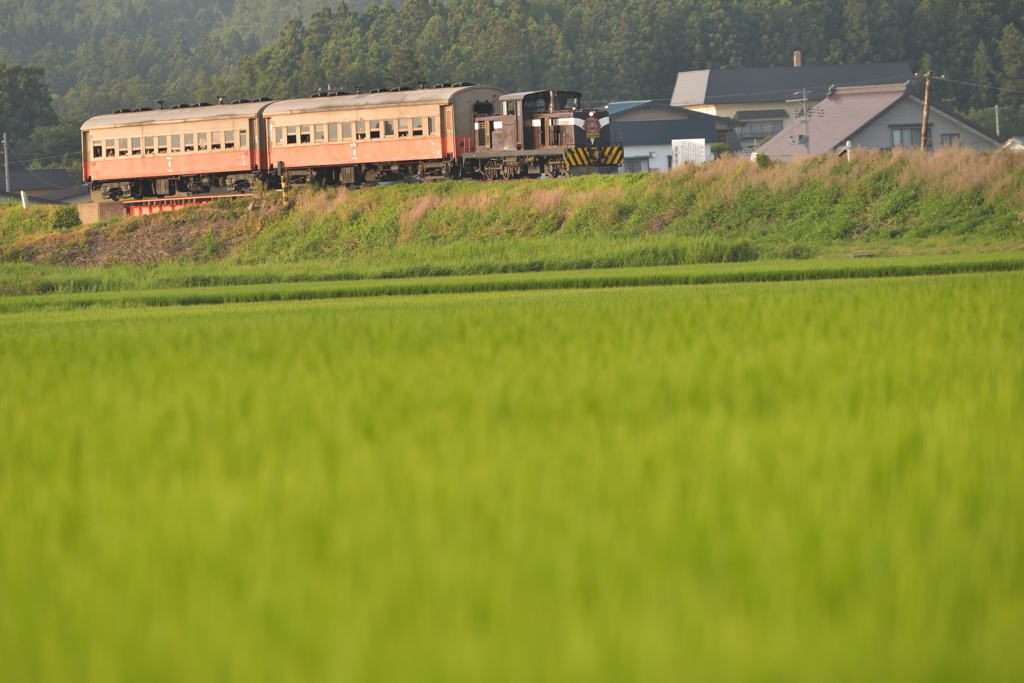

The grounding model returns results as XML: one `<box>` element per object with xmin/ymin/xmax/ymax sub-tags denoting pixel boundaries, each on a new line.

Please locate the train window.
<box><xmin>171</xmin><ymin>135</ymin><xmax>181</xmax><ymax>153</ymax></box>
<box><xmin>184</xmin><ymin>134</ymin><xmax>194</xmax><ymax>152</ymax></box>
<box><xmin>144</xmin><ymin>137</ymin><xmax>154</xmax><ymax>154</ymax></box>
<box><xmin>504</xmin><ymin>101</ymin><xmax>516</xmax><ymax>116</ymax></box>
<box><xmin>211</xmin><ymin>131</ymin><xmax>221</xmax><ymax>150</ymax></box>
<box><xmin>342</xmin><ymin>123</ymin><xmax>353</xmax><ymax>140</ymax></box>
<box><xmin>131</xmin><ymin>138</ymin><xmax>141</xmax><ymax>155</ymax></box>
<box><xmin>197</xmin><ymin>132</ymin><xmax>208</xmax><ymax>151</ymax></box>
<box><xmin>93</xmin><ymin>144</ymin><xmax>102</xmax><ymax>159</ymax></box>
<box><xmin>224</xmin><ymin>131</ymin><xmax>234</xmax><ymax>149</ymax></box>
<box><xmin>383</xmin><ymin>120</ymin><xmax>394</xmax><ymax>137</ymax></box>
<box><xmin>275</xmin><ymin>127</ymin><xmax>284</xmax><ymax>145</ymax></box>
<box><xmin>287</xmin><ymin>126</ymin><xmax>297</xmax><ymax>145</ymax></box>
<box><xmin>398</xmin><ymin>119</ymin><xmax>410</xmax><ymax>137</ymax></box>
<box><xmin>428</xmin><ymin>118</ymin><xmax>437</xmax><ymax>136</ymax></box>
<box><xmin>314</xmin><ymin>125</ymin><xmax>325</xmax><ymax>142</ymax></box>
<box><xmin>355</xmin><ymin>121</ymin><xmax>366</xmax><ymax>140</ymax></box>
<box><xmin>119</xmin><ymin>139</ymin><xmax>128</xmax><ymax>156</ymax></box>
<box><xmin>369</xmin><ymin>120</ymin><xmax>380</xmax><ymax>139</ymax></box>
<box><xmin>300</xmin><ymin>125</ymin><xmax>311</xmax><ymax>143</ymax></box>
<box><xmin>158</xmin><ymin>136</ymin><xmax>168</xmax><ymax>153</ymax></box>
<box><xmin>412</xmin><ymin>117</ymin><xmax>423</xmax><ymax>136</ymax></box>
<box><xmin>328</xmin><ymin>123</ymin><xmax>338</xmax><ymax>141</ymax></box>
<box><xmin>239</xmin><ymin>130</ymin><xmax>247</xmax><ymax>148</ymax></box>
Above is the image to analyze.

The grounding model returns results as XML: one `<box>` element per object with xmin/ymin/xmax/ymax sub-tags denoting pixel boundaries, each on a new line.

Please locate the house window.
<box><xmin>624</xmin><ymin>157</ymin><xmax>649</xmax><ymax>173</ymax></box>
<box><xmin>941</xmin><ymin>133</ymin><xmax>960</xmax><ymax>147</ymax></box>
<box><xmin>741</xmin><ymin>120</ymin><xmax>783</xmax><ymax>139</ymax></box>
<box><xmin>891</xmin><ymin>126</ymin><xmax>926</xmax><ymax>147</ymax></box>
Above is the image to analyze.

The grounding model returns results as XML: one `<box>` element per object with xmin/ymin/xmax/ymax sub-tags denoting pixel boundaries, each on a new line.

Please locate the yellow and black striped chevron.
<box><xmin>564</xmin><ymin>146</ymin><xmax>624</xmax><ymax>167</ymax></box>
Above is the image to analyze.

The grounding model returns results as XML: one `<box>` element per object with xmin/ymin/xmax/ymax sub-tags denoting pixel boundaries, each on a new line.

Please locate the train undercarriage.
<box><xmin>91</xmin><ymin>148</ymin><xmax>614</xmax><ymax>202</ymax></box>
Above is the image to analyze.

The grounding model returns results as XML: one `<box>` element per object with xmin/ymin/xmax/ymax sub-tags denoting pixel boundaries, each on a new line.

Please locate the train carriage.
<box><xmin>263</xmin><ymin>85</ymin><xmax>504</xmax><ymax>184</ymax></box>
<box><xmin>82</xmin><ymin>101</ymin><xmax>273</xmax><ymax>201</ymax></box>
<box><xmin>81</xmin><ymin>83</ymin><xmax>621</xmax><ymax>201</ymax></box>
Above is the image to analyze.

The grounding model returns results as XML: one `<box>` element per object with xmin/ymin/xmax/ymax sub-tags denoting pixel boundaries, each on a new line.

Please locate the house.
<box><xmin>0</xmin><ymin>168</ymin><xmax>89</xmax><ymax>204</ymax></box>
<box><xmin>607</xmin><ymin>101</ymin><xmax>737</xmax><ymax>172</ymax></box>
<box><xmin>1001</xmin><ymin>137</ymin><xmax>1024</xmax><ymax>151</ymax></box>
<box><xmin>670</xmin><ymin>56</ymin><xmax>914</xmax><ymax>152</ymax></box>
<box><xmin>756</xmin><ymin>83</ymin><xmax>1000</xmax><ymax>162</ymax></box>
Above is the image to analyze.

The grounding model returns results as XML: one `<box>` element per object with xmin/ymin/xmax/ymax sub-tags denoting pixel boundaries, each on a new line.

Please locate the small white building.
<box><xmin>607</xmin><ymin>101</ymin><xmax>735</xmax><ymax>172</ymax></box>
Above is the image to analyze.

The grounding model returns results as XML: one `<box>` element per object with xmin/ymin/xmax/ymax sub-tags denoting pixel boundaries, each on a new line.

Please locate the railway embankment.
<box><xmin>2</xmin><ymin>147</ymin><xmax>1023</xmax><ymax>274</ymax></box>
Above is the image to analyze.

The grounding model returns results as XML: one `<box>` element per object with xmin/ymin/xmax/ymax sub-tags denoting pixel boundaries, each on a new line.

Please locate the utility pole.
<box><xmin>787</xmin><ymin>88</ymin><xmax>811</xmax><ymax>153</ymax></box>
<box><xmin>2</xmin><ymin>133</ymin><xmax>9</xmax><ymax>194</ymax></box>
<box><xmin>920</xmin><ymin>71</ymin><xmax>932</xmax><ymax>151</ymax></box>
<box><xmin>991</xmin><ymin>104</ymin><xmax>1000</xmax><ymax>138</ymax></box>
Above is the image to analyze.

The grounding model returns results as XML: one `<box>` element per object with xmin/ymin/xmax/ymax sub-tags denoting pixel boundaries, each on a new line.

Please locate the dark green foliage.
<box><xmin>48</xmin><ymin>205</ymin><xmax>80</xmax><ymax>232</ymax></box>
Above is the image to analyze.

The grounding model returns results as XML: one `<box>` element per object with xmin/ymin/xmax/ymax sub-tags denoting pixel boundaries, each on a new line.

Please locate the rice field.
<box><xmin>1</xmin><ymin>268</ymin><xmax>1022</xmax><ymax>681</ymax></box>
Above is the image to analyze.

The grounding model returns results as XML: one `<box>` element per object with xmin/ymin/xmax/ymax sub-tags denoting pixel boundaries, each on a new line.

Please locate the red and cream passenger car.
<box><xmin>82</xmin><ymin>101</ymin><xmax>273</xmax><ymax>201</ymax></box>
<box><xmin>263</xmin><ymin>85</ymin><xmax>504</xmax><ymax>184</ymax></box>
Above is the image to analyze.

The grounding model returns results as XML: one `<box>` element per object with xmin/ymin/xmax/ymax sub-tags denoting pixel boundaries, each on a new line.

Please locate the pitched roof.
<box><xmin>0</xmin><ymin>169</ymin><xmax>76</xmax><ymax>192</ymax></box>
<box><xmin>607</xmin><ymin>100</ymin><xmax>732</xmax><ymax>123</ymax></box>
<box><xmin>671</xmin><ymin>62</ymin><xmax>914</xmax><ymax>107</ymax></box>
<box><xmin>610</xmin><ymin>119</ymin><xmax>719</xmax><ymax>147</ymax></box>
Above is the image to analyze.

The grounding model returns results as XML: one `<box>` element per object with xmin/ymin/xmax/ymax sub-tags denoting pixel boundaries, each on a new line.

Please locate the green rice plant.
<box><xmin>0</xmin><ymin>272</ymin><xmax>1021</xmax><ymax>680</ymax></box>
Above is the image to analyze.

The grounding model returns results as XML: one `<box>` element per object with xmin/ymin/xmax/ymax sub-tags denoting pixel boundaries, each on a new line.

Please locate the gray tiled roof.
<box><xmin>672</xmin><ymin>63</ymin><xmax>914</xmax><ymax>107</ymax></box>
<box><xmin>610</xmin><ymin>119</ymin><xmax>718</xmax><ymax>147</ymax></box>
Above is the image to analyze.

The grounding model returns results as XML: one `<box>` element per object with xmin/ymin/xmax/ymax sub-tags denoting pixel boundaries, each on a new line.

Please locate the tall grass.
<box><xmin>2</xmin><ymin>148</ymin><xmax>1022</xmax><ymax>272</ymax></box>
<box><xmin>1</xmin><ymin>272</ymin><xmax>1022</xmax><ymax>680</ymax></box>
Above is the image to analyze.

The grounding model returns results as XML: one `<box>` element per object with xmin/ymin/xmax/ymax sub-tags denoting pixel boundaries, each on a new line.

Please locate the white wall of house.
<box><xmin>620</xmin><ymin>144</ymin><xmax>674</xmax><ymax>173</ymax></box>
<box><xmin>852</xmin><ymin>99</ymin><xmax>998</xmax><ymax>151</ymax></box>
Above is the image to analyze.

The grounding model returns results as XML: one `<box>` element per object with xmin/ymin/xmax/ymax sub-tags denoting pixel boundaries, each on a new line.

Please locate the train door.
<box><xmin>500</xmin><ymin>99</ymin><xmax>520</xmax><ymax>151</ymax></box>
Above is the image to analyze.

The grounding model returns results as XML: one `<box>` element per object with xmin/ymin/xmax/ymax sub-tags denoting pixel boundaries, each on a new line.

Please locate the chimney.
<box><xmin>794</xmin><ymin>51</ymin><xmax>802</xmax><ymax>67</ymax></box>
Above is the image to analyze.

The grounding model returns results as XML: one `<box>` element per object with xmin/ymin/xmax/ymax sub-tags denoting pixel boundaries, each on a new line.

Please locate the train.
<box><xmin>80</xmin><ymin>84</ymin><xmax>624</xmax><ymax>201</ymax></box>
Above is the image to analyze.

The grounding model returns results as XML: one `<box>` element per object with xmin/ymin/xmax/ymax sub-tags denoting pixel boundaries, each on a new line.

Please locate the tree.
<box><xmin>0</xmin><ymin>62</ymin><xmax>58</xmax><ymax>142</ymax></box>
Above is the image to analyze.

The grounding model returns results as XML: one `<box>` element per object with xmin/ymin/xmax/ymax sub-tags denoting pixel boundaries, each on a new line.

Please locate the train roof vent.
<box><xmin>230</xmin><ymin>99</ymin><xmax>251</xmax><ymax>105</ymax></box>
<box><xmin>451</xmin><ymin>82</ymin><xmax>474</xmax><ymax>87</ymax></box>
<box><xmin>193</xmin><ymin>102</ymin><xmax>212</xmax><ymax>107</ymax></box>
<box><xmin>255</xmin><ymin>97</ymin><xmax>272</xmax><ymax>102</ymax></box>
<box><xmin>113</xmin><ymin>108</ymin><xmax>130</xmax><ymax>114</ymax></box>
<box><xmin>171</xmin><ymin>104</ymin><xmax>191</xmax><ymax>109</ymax></box>
<box><xmin>391</xmin><ymin>86</ymin><xmax>411</xmax><ymax>92</ymax></box>
<box><xmin>330</xmin><ymin>91</ymin><xmax>349</xmax><ymax>96</ymax></box>
<box><xmin>132</xmin><ymin>107</ymin><xmax>153</xmax><ymax>112</ymax></box>
<box><xmin>433</xmin><ymin>83</ymin><xmax>453</xmax><ymax>88</ymax></box>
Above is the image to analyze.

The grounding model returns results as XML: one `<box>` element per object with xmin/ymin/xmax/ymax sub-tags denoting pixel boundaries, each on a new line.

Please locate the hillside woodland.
<box><xmin>1</xmin><ymin>0</ymin><xmax>1023</xmax><ymax>176</ymax></box>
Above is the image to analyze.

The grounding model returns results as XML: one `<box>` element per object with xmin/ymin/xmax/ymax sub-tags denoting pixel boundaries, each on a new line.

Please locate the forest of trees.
<box><xmin>2</xmin><ymin>0</ymin><xmax>1023</xmax><ymax>176</ymax></box>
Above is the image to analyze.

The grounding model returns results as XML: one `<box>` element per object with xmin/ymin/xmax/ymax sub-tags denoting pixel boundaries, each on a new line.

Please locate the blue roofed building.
<box><xmin>607</xmin><ymin>101</ymin><xmax>736</xmax><ymax>173</ymax></box>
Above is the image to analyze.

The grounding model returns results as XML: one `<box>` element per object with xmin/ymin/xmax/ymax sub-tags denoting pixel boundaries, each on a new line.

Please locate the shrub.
<box><xmin>49</xmin><ymin>205</ymin><xmax>81</xmax><ymax>232</ymax></box>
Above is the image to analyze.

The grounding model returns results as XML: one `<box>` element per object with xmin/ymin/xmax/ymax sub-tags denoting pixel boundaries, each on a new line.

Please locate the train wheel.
<box><xmin>501</xmin><ymin>164</ymin><xmax>517</xmax><ymax>180</ymax></box>
<box><xmin>483</xmin><ymin>161</ymin><xmax>501</xmax><ymax>181</ymax></box>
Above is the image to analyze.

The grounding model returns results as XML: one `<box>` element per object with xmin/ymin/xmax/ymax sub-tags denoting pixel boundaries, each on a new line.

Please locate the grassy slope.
<box><xmin>1</xmin><ymin>148</ymin><xmax>1023</xmax><ymax>288</ymax></box>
